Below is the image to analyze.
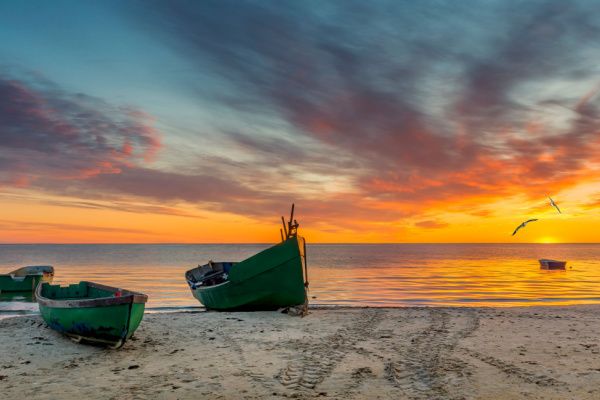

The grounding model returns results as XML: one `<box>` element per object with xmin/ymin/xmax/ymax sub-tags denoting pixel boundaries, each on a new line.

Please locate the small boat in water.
<box><xmin>36</xmin><ymin>281</ymin><xmax>147</xmax><ymax>348</ymax></box>
<box><xmin>185</xmin><ymin>205</ymin><xmax>308</xmax><ymax>311</ymax></box>
<box><xmin>0</xmin><ymin>265</ymin><xmax>54</xmax><ymax>292</ymax></box>
<box><xmin>539</xmin><ymin>259</ymin><xmax>567</xmax><ymax>270</ymax></box>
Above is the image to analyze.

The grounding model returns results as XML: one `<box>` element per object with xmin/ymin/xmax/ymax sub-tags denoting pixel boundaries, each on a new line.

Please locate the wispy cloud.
<box><xmin>415</xmin><ymin>220</ymin><xmax>449</xmax><ymax>229</ymax></box>
<box><xmin>0</xmin><ymin>72</ymin><xmax>161</xmax><ymax>186</ymax></box>
<box><xmin>4</xmin><ymin>1</ymin><xmax>600</xmax><ymax>237</ymax></box>
<box><xmin>131</xmin><ymin>0</ymin><xmax>600</xmax><ymax>216</ymax></box>
<box><xmin>0</xmin><ymin>219</ymin><xmax>155</xmax><ymax>235</ymax></box>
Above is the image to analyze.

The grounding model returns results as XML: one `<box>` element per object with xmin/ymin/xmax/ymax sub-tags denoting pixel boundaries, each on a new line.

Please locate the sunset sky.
<box><xmin>1</xmin><ymin>1</ymin><xmax>600</xmax><ymax>243</ymax></box>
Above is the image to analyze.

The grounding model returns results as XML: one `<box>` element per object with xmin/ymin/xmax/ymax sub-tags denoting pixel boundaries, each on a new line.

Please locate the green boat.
<box><xmin>36</xmin><ymin>281</ymin><xmax>148</xmax><ymax>348</ymax></box>
<box><xmin>0</xmin><ymin>265</ymin><xmax>54</xmax><ymax>293</ymax></box>
<box><xmin>185</xmin><ymin>205</ymin><xmax>309</xmax><ymax>311</ymax></box>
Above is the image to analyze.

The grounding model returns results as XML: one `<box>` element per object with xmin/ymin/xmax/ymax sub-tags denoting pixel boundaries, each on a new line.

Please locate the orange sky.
<box><xmin>2</xmin><ymin>180</ymin><xmax>599</xmax><ymax>243</ymax></box>
<box><xmin>3</xmin><ymin>2</ymin><xmax>600</xmax><ymax>243</ymax></box>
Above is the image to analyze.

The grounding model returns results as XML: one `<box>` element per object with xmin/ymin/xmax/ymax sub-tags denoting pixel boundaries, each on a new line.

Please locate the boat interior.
<box><xmin>185</xmin><ymin>261</ymin><xmax>237</xmax><ymax>289</ymax></box>
<box><xmin>41</xmin><ymin>282</ymin><xmax>118</xmax><ymax>300</ymax></box>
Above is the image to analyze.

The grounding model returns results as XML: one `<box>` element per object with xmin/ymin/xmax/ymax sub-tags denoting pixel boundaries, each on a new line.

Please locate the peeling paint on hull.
<box><xmin>37</xmin><ymin>282</ymin><xmax>147</xmax><ymax>348</ymax></box>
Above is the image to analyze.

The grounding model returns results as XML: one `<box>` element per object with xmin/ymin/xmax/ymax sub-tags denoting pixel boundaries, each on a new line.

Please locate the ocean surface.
<box><xmin>1</xmin><ymin>243</ymin><xmax>600</xmax><ymax>318</ymax></box>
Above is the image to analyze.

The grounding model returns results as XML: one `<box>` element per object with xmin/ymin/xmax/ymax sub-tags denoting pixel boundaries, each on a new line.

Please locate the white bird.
<box><xmin>512</xmin><ymin>219</ymin><xmax>538</xmax><ymax>236</ymax></box>
<box><xmin>548</xmin><ymin>196</ymin><xmax>561</xmax><ymax>214</ymax></box>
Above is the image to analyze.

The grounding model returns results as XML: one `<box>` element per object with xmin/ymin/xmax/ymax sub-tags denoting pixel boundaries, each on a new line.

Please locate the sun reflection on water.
<box><xmin>1</xmin><ymin>243</ymin><xmax>600</xmax><ymax>314</ymax></box>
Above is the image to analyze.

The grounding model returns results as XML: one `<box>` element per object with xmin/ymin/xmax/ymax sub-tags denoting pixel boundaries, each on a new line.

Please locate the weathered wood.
<box><xmin>289</xmin><ymin>203</ymin><xmax>295</xmax><ymax>229</ymax></box>
<box><xmin>303</xmin><ymin>238</ymin><xmax>309</xmax><ymax>287</ymax></box>
<box><xmin>281</xmin><ymin>216</ymin><xmax>288</xmax><ymax>238</ymax></box>
<box><xmin>36</xmin><ymin>281</ymin><xmax>147</xmax><ymax>309</ymax></box>
<box><xmin>37</xmin><ymin>281</ymin><xmax>147</xmax><ymax>347</ymax></box>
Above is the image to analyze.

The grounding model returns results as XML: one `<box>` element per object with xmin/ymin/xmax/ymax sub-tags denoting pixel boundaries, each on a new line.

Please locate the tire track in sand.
<box><xmin>278</xmin><ymin>309</ymin><xmax>385</xmax><ymax>393</ymax></box>
<box><xmin>386</xmin><ymin>308</ymin><xmax>480</xmax><ymax>400</ymax></box>
<box><xmin>457</xmin><ymin>310</ymin><xmax>567</xmax><ymax>389</ymax></box>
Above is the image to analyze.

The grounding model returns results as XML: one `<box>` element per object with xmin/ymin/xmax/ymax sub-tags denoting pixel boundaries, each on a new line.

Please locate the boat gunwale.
<box><xmin>190</xmin><ymin>278</ymin><xmax>231</xmax><ymax>292</ymax></box>
<box><xmin>187</xmin><ymin>237</ymin><xmax>301</xmax><ymax>286</ymax></box>
<box><xmin>36</xmin><ymin>281</ymin><xmax>148</xmax><ymax>309</ymax></box>
<box><xmin>186</xmin><ymin>251</ymin><xmax>299</xmax><ymax>292</ymax></box>
<box><xmin>0</xmin><ymin>274</ymin><xmax>30</xmax><ymax>282</ymax></box>
<box><xmin>1</xmin><ymin>265</ymin><xmax>55</xmax><ymax>279</ymax></box>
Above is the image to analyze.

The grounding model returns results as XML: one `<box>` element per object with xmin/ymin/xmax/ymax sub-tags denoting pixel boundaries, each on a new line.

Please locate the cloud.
<box><xmin>6</xmin><ymin>1</ymin><xmax>600</xmax><ymax>234</ymax></box>
<box><xmin>133</xmin><ymin>0</ymin><xmax>600</xmax><ymax>216</ymax></box>
<box><xmin>0</xmin><ymin>219</ymin><xmax>155</xmax><ymax>235</ymax></box>
<box><xmin>581</xmin><ymin>197</ymin><xmax>600</xmax><ymax>210</ymax></box>
<box><xmin>414</xmin><ymin>220</ymin><xmax>449</xmax><ymax>229</ymax></box>
<box><xmin>41</xmin><ymin>199</ymin><xmax>203</xmax><ymax>218</ymax></box>
<box><xmin>0</xmin><ymin>72</ymin><xmax>161</xmax><ymax>186</ymax></box>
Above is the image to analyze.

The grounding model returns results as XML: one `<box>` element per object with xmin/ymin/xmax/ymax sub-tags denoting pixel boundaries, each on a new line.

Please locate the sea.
<box><xmin>1</xmin><ymin>243</ymin><xmax>600</xmax><ymax>319</ymax></box>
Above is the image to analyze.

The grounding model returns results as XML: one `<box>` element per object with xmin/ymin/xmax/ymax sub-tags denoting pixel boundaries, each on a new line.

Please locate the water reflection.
<box><xmin>0</xmin><ymin>291</ymin><xmax>34</xmax><ymax>302</ymax></box>
<box><xmin>0</xmin><ymin>291</ymin><xmax>37</xmax><ymax>318</ymax></box>
<box><xmin>0</xmin><ymin>243</ymin><xmax>599</xmax><ymax>315</ymax></box>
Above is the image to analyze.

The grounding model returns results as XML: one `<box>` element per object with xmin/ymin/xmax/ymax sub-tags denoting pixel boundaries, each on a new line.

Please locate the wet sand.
<box><xmin>1</xmin><ymin>306</ymin><xmax>600</xmax><ymax>399</ymax></box>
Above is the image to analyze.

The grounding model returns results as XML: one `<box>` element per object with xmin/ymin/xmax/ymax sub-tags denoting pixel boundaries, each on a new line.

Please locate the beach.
<box><xmin>2</xmin><ymin>306</ymin><xmax>600</xmax><ymax>399</ymax></box>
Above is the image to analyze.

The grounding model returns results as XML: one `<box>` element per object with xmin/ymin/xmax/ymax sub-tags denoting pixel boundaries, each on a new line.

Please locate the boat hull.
<box><xmin>0</xmin><ymin>274</ymin><xmax>45</xmax><ymax>292</ymax></box>
<box><xmin>0</xmin><ymin>266</ymin><xmax>54</xmax><ymax>292</ymax></box>
<box><xmin>189</xmin><ymin>236</ymin><xmax>307</xmax><ymax>310</ymax></box>
<box><xmin>539</xmin><ymin>259</ymin><xmax>567</xmax><ymax>270</ymax></box>
<box><xmin>37</xmin><ymin>282</ymin><xmax>147</xmax><ymax>348</ymax></box>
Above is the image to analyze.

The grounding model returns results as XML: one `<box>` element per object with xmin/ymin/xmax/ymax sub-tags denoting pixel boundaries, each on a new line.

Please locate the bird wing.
<box><xmin>549</xmin><ymin>197</ymin><xmax>562</xmax><ymax>214</ymax></box>
<box><xmin>513</xmin><ymin>219</ymin><xmax>538</xmax><ymax>235</ymax></box>
<box><xmin>512</xmin><ymin>223</ymin><xmax>524</xmax><ymax>236</ymax></box>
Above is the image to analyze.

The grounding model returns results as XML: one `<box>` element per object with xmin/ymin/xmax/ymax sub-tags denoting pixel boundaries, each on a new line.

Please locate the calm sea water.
<box><xmin>1</xmin><ymin>243</ymin><xmax>600</xmax><ymax>317</ymax></box>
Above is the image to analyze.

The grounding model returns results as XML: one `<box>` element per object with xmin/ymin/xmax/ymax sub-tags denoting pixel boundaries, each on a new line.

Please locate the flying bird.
<box><xmin>512</xmin><ymin>219</ymin><xmax>538</xmax><ymax>236</ymax></box>
<box><xmin>548</xmin><ymin>196</ymin><xmax>561</xmax><ymax>214</ymax></box>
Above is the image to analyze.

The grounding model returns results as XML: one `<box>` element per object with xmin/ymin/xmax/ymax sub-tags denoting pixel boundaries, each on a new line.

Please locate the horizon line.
<box><xmin>1</xmin><ymin>242</ymin><xmax>599</xmax><ymax>245</ymax></box>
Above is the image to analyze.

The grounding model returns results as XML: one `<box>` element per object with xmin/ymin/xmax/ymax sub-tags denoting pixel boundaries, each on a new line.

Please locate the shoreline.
<box><xmin>2</xmin><ymin>305</ymin><xmax>600</xmax><ymax>399</ymax></box>
<box><xmin>4</xmin><ymin>301</ymin><xmax>600</xmax><ymax>320</ymax></box>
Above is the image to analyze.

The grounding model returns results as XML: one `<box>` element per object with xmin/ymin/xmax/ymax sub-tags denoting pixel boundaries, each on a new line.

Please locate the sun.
<box><xmin>536</xmin><ymin>236</ymin><xmax>559</xmax><ymax>244</ymax></box>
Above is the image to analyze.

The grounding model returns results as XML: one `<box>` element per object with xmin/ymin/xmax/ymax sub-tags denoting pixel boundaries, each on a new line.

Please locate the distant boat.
<box><xmin>539</xmin><ymin>259</ymin><xmax>567</xmax><ymax>270</ymax></box>
<box><xmin>36</xmin><ymin>281</ymin><xmax>147</xmax><ymax>348</ymax></box>
<box><xmin>185</xmin><ymin>205</ymin><xmax>308</xmax><ymax>311</ymax></box>
<box><xmin>0</xmin><ymin>265</ymin><xmax>54</xmax><ymax>292</ymax></box>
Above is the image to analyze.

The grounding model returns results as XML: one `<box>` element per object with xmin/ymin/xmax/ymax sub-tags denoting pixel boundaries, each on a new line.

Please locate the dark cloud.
<box><xmin>0</xmin><ymin>74</ymin><xmax>290</xmax><ymax>217</ymax></box>
<box><xmin>134</xmin><ymin>0</ymin><xmax>600</xmax><ymax>214</ymax></box>
<box><xmin>5</xmin><ymin>1</ymin><xmax>600</xmax><ymax>230</ymax></box>
<box><xmin>0</xmin><ymin>73</ymin><xmax>161</xmax><ymax>186</ymax></box>
<box><xmin>85</xmin><ymin>166</ymin><xmax>257</xmax><ymax>205</ymax></box>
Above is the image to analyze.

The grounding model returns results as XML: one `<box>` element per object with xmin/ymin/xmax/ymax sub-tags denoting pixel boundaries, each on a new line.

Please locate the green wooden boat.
<box><xmin>0</xmin><ymin>265</ymin><xmax>54</xmax><ymax>293</ymax></box>
<box><xmin>185</xmin><ymin>205</ymin><xmax>309</xmax><ymax>311</ymax></box>
<box><xmin>36</xmin><ymin>281</ymin><xmax>148</xmax><ymax>348</ymax></box>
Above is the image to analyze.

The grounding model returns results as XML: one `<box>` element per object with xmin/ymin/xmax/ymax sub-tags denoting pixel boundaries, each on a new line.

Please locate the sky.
<box><xmin>1</xmin><ymin>0</ymin><xmax>600</xmax><ymax>243</ymax></box>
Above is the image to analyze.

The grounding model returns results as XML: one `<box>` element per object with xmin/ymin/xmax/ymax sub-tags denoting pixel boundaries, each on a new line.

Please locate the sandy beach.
<box><xmin>1</xmin><ymin>306</ymin><xmax>600</xmax><ymax>399</ymax></box>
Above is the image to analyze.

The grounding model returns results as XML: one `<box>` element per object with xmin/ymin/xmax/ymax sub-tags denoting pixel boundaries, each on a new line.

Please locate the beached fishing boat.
<box><xmin>185</xmin><ymin>205</ymin><xmax>308</xmax><ymax>311</ymax></box>
<box><xmin>539</xmin><ymin>259</ymin><xmax>567</xmax><ymax>270</ymax></box>
<box><xmin>36</xmin><ymin>281</ymin><xmax>147</xmax><ymax>348</ymax></box>
<box><xmin>0</xmin><ymin>265</ymin><xmax>54</xmax><ymax>293</ymax></box>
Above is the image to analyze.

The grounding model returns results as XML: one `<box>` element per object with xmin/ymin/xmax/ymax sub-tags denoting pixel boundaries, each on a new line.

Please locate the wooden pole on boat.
<box><xmin>303</xmin><ymin>239</ymin><xmax>309</xmax><ymax>288</ymax></box>
<box><xmin>280</xmin><ymin>228</ymin><xmax>285</xmax><ymax>242</ymax></box>
<box><xmin>301</xmin><ymin>238</ymin><xmax>309</xmax><ymax>317</ymax></box>
<box><xmin>288</xmin><ymin>203</ymin><xmax>295</xmax><ymax>235</ymax></box>
<box><xmin>281</xmin><ymin>216</ymin><xmax>288</xmax><ymax>238</ymax></box>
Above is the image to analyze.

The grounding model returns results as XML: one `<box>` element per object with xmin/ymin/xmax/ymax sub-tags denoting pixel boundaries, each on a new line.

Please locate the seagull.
<box><xmin>548</xmin><ymin>196</ymin><xmax>561</xmax><ymax>214</ymax></box>
<box><xmin>512</xmin><ymin>219</ymin><xmax>538</xmax><ymax>236</ymax></box>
